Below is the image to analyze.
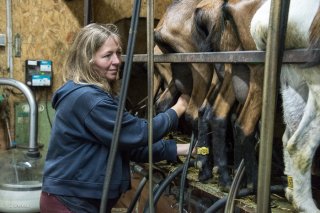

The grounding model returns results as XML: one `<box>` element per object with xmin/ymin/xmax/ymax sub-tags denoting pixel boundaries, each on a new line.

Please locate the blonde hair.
<box><xmin>63</xmin><ymin>23</ymin><xmax>122</xmax><ymax>95</ymax></box>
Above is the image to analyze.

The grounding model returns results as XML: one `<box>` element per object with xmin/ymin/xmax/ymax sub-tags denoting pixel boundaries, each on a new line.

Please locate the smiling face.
<box><xmin>91</xmin><ymin>37</ymin><xmax>122</xmax><ymax>82</ymax></box>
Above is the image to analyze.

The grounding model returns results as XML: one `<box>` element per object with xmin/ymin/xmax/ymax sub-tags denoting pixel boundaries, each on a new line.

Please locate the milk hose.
<box><xmin>127</xmin><ymin>164</ymin><xmax>165</xmax><ymax>212</ymax></box>
<box><xmin>99</xmin><ymin>0</ymin><xmax>141</xmax><ymax>211</ymax></box>
<box><xmin>127</xmin><ymin>164</ymin><xmax>149</xmax><ymax>213</ymax></box>
<box><xmin>204</xmin><ymin>185</ymin><xmax>284</xmax><ymax>213</ymax></box>
<box><xmin>143</xmin><ymin>160</ymin><xmax>195</xmax><ymax>212</ymax></box>
<box><xmin>178</xmin><ymin>133</ymin><xmax>196</xmax><ymax>212</ymax></box>
<box><xmin>224</xmin><ymin>159</ymin><xmax>245</xmax><ymax>213</ymax></box>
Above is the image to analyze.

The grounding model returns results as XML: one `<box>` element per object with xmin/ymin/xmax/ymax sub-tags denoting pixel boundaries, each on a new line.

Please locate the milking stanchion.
<box><xmin>101</xmin><ymin>0</ymin><xmax>318</xmax><ymax>212</ymax></box>
<box><xmin>0</xmin><ymin>78</ymin><xmax>42</xmax><ymax>213</ymax></box>
<box><xmin>146</xmin><ymin>0</ymin><xmax>156</xmax><ymax>212</ymax></box>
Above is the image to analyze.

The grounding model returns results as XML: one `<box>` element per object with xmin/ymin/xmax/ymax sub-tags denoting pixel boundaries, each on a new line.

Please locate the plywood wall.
<box><xmin>0</xmin><ymin>0</ymin><xmax>171</xmax><ymax>149</ymax></box>
<box><xmin>0</xmin><ymin>0</ymin><xmax>171</xmax><ymax>91</ymax></box>
<box><xmin>12</xmin><ymin>0</ymin><xmax>83</xmax><ymax>92</ymax></box>
<box><xmin>94</xmin><ymin>0</ymin><xmax>171</xmax><ymax>23</ymax></box>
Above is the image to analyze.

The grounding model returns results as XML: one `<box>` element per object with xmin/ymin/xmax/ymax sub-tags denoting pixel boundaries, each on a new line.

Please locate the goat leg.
<box><xmin>208</xmin><ymin>116</ymin><xmax>232</xmax><ymax>192</ymax></box>
<box><xmin>196</xmin><ymin>105</ymin><xmax>214</xmax><ymax>182</ymax></box>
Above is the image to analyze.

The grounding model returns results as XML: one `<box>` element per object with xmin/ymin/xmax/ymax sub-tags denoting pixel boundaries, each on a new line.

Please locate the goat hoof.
<box><xmin>198</xmin><ymin>169</ymin><xmax>213</xmax><ymax>182</ymax></box>
<box><xmin>218</xmin><ymin>183</ymin><xmax>231</xmax><ymax>193</ymax></box>
<box><xmin>196</xmin><ymin>159</ymin><xmax>213</xmax><ymax>182</ymax></box>
<box><xmin>218</xmin><ymin>177</ymin><xmax>232</xmax><ymax>192</ymax></box>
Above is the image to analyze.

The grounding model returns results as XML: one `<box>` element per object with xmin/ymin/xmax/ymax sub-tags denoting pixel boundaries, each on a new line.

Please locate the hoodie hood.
<box><xmin>52</xmin><ymin>81</ymin><xmax>94</xmax><ymax>109</ymax></box>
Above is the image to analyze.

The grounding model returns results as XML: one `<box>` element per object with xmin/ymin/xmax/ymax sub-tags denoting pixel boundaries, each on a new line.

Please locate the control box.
<box><xmin>25</xmin><ymin>60</ymin><xmax>52</xmax><ymax>87</ymax></box>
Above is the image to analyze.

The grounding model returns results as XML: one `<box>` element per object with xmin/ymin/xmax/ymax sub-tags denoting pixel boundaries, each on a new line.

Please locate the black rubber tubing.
<box><xmin>143</xmin><ymin>160</ymin><xmax>195</xmax><ymax>213</ymax></box>
<box><xmin>99</xmin><ymin>0</ymin><xmax>142</xmax><ymax>211</ymax></box>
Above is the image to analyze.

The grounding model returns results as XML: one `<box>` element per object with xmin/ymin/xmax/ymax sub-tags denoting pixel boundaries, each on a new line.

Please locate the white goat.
<box><xmin>251</xmin><ymin>0</ymin><xmax>320</xmax><ymax>212</ymax></box>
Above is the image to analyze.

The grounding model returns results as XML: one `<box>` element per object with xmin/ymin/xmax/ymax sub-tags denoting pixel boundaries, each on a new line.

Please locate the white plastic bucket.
<box><xmin>0</xmin><ymin>181</ymin><xmax>41</xmax><ymax>213</ymax></box>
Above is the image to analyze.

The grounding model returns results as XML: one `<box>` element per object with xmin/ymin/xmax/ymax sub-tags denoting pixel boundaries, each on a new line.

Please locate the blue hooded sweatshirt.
<box><xmin>42</xmin><ymin>81</ymin><xmax>179</xmax><ymax>200</ymax></box>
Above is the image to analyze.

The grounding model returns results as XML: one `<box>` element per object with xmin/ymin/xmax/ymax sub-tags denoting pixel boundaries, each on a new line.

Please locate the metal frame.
<box><xmin>122</xmin><ymin>22</ymin><xmax>318</xmax><ymax>213</ymax></box>
<box><xmin>147</xmin><ymin>0</ymin><xmax>155</xmax><ymax>211</ymax></box>
<box><xmin>135</xmin><ymin>4</ymin><xmax>316</xmax><ymax>212</ymax></box>
<box><xmin>121</xmin><ymin>49</ymin><xmax>317</xmax><ymax>211</ymax></box>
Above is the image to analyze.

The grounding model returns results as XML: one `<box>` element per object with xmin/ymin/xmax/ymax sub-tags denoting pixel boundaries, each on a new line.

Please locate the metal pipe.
<box><xmin>147</xmin><ymin>0</ymin><xmax>155</xmax><ymax>212</ymax></box>
<box><xmin>0</xmin><ymin>78</ymin><xmax>39</xmax><ymax>158</ymax></box>
<box><xmin>123</xmin><ymin>49</ymin><xmax>319</xmax><ymax>63</ymax></box>
<box><xmin>6</xmin><ymin>0</ymin><xmax>13</xmax><ymax>78</ymax></box>
<box><xmin>257</xmin><ymin>0</ymin><xmax>290</xmax><ymax>212</ymax></box>
<box><xmin>83</xmin><ymin>0</ymin><xmax>92</xmax><ymax>26</ymax></box>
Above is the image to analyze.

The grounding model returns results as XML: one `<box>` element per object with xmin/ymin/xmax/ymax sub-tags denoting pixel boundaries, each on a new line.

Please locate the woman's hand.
<box><xmin>171</xmin><ymin>94</ymin><xmax>190</xmax><ymax>117</ymax></box>
<box><xmin>177</xmin><ymin>143</ymin><xmax>196</xmax><ymax>156</ymax></box>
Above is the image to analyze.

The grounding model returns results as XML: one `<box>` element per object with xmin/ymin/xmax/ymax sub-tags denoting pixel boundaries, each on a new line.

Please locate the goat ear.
<box><xmin>154</xmin><ymin>45</ymin><xmax>163</xmax><ymax>54</ymax></box>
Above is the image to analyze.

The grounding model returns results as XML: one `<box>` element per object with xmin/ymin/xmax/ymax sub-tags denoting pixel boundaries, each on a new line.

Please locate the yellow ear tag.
<box><xmin>197</xmin><ymin>147</ymin><xmax>209</xmax><ymax>155</ymax></box>
<box><xmin>287</xmin><ymin>176</ymin><xmax>293</xmax><ymax>189</ymax></box>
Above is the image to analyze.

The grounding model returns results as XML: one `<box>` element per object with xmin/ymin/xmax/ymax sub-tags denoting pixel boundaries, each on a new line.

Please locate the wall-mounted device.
<box><xmin>25</xmin><ymin>60</ymin><xmax>52</xmax><ymax>87</ymax></box>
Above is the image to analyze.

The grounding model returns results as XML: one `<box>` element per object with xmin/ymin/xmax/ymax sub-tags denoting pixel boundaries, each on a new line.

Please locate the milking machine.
<box><xmin>0</xmin><ymin>78</ymin><xmax>42</xmax><ymax>213</ymax></box>
<box><xmin>178</xmin><ymin>133</ymin><xmax>196</xmax><ymax>212</ymax></box>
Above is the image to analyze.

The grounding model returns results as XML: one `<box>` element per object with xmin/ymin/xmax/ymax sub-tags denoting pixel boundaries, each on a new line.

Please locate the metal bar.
<box><xmin>121</xmin><ymin>49</ymin><xmax>319</xmax><ymax>63</ymax></box>
<box><xmin>257</xmin><ymin>0</ymin><xmax>290</xmax><ymax>212</ymax></box>
<box><xmin>83</xmin><ymin>0</ymin><xmax>92</xmax><ymax>25</ymax></box>
<box><xmin>147</xmin><ymin>0</ymin><xmax>155</xmax><ymax>212</ymax></box>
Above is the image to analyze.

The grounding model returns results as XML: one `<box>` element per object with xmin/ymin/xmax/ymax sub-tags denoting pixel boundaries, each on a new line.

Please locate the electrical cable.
<box><xmin>99</xmin><ymin>0</ymin><xmax>141</xmax><ymax>212</ymax></box>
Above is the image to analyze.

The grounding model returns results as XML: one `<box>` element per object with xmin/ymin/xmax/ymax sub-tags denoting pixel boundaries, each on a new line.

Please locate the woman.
<box><xmin>40</xmin><ymin>23</ymin><xmax>191</xmax><ymax>213</ymax></box>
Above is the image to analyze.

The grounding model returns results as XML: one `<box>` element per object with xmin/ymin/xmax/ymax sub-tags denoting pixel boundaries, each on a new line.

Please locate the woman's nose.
<box><xmin>112</xmin><ymin>53</ymin><xmax>121</xmax><ymax>64</ymax></box>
